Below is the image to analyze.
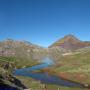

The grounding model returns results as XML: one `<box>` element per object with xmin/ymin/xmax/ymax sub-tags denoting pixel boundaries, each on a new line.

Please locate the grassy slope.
<box><xmin>0</xmin><ymin>56</ymin><xmax>39</xmax><ymax>68</ymax></box>
<box><xmin>51</xmin><ymin>51</ymin><xmax>90</xmax><ymax>84</ymax></box>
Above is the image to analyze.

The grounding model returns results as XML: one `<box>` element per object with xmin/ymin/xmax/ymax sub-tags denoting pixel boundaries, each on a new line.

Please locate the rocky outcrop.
<box><xmin>0</xmin><ymin>67</ymin><xmax>27</xmax><ymax>90</ymax></box>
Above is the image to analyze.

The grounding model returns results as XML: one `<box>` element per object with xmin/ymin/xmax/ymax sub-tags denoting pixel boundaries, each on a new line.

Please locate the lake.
<box><xmin>13</xmin><ymin>57</ymin><xmax>85</xmax><ymax>88</ymax></box>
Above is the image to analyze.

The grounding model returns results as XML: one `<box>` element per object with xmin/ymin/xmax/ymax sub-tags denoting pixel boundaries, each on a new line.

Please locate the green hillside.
<box><xmin>50</xmin><ymin>50</ymin><xmax>90</xmax><ymax>85</ymax></box>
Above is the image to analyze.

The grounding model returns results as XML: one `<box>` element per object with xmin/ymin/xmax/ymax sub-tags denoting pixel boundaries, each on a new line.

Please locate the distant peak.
<box><xmin>49</xmin><ymin>34</ymin><xmax>82</xmax><ymax>49</ymax></box>
<box><xmin>64</xmin><ymin>34</ymin><xmax>76</xmax><ymax>38</ymax></box>
<box><xmin>63</xmin><ymin>34</ymin><xmax>79</xmax><ymax>40</ymax></box>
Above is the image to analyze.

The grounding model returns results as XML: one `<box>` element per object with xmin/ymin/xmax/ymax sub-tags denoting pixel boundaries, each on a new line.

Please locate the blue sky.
<box><xmin>0</xmin><ymin>0</ymin><xmax>90</xmax><ymax>47</ymax></box>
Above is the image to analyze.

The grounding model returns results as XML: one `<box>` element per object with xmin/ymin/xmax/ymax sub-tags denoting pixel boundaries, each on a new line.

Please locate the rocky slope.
<box><xmin>0</xmin><ymin>66</ymin><xmax>27</xmax><ymax>90</ymax></box>
<box><xmin>0</xmin><ymin>39</ymin><xmax>47</xmax><ymax>60</ymax></box>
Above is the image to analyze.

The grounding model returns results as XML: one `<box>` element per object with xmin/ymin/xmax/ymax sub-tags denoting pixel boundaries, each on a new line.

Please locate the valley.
<box><xmin>0</xmin><ymin>35</ymin><xmax>90</xmax><ymax>90</ymax></box>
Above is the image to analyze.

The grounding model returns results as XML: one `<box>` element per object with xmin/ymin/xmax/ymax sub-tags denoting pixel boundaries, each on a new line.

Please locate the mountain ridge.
<box><xmin>0</xmin><ymin>34</ymin><xmax>90</xmax><ymax>59</ymax></box>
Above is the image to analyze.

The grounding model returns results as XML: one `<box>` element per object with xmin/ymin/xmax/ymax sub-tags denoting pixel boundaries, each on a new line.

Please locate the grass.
<box><xmin>0</xmin><ymin>56</ymin><xmax>39</xmax><ymax>69</ymax></box>
<box><xmin>49</xmin><ymin>51</ymin><xmax>90</xmax><ymax>84</ymax></box>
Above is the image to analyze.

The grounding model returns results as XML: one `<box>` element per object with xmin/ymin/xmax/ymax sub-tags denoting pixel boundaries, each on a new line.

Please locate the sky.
<box><xmin>0</xmin><ymin>0</ymin><xmax>90</xmax><ymax>47</ymax></box>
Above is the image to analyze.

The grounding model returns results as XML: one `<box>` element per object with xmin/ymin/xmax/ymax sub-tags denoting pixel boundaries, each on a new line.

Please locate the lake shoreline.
<box><xmin>13</xmin><ymin>58</ymin><xmax>90</xmax><ymax>89</ymax></box>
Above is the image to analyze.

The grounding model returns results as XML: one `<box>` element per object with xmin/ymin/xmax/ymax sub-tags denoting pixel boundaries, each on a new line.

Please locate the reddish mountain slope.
<box><xmin>49</xmin><ymin>35</ymin><xmax>90</xmax><ymax>50</ymax></box>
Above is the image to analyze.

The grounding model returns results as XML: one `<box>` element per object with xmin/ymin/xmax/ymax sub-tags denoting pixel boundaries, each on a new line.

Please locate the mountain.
<box><xmin>49</xmin><ymin>34</ymin><xmax>90</xmax><ymax>50</ymax></box>
<box><xmin>0</xmin><ymin>35</ymin><xmax>90</xmax><ymax>60</ymax></box>
<box><xmin>0</xmin><ymin>39</ymin><xmax>47</xmax><ymax>60</ymax></box>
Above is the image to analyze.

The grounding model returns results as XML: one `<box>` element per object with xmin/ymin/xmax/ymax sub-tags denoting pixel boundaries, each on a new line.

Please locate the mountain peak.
<box><xmin>63</xmin><ymin>34</ymin><xmax>79</xmax><ymax>40</ymax></box>
<box><xmin>49</xmin><ymin>34</ymin><xmax>90</xmax><ymax>50</ymax></box>
<box><xmin>64</xmin><ymin>34</ymin><xmax>75</xmax><ymax>37</ymax></box>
